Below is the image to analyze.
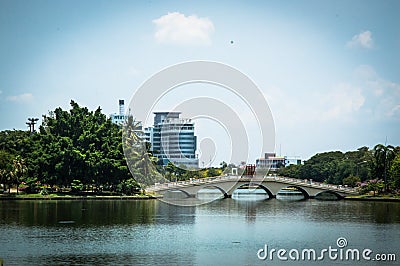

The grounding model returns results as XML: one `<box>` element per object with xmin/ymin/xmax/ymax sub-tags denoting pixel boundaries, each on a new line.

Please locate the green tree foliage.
<box><xmin>389</xmin><ymin>153</ymin><xmax>400</xmax><ymax>190</ymax></box>
<box><xmin>122</xmin><ymin>116</ymin><xmax>164</xmax><ymax>187</ymax></box>
<box><xmin>117</xmin><ymin>178</ymin><xmax>141</xmax><ymax>195</ymax></box>
<box><xmin>0</xmin><ymin>150</ymin><xmax>13</xmax><ymax>192</ymax></box>
<box><xmin>206</xmin><ymin>167</ymin><xmax>219</xmax><ymax>177</ymax></box>
<box><xmin>278</xmin><ymin>147</ymin><xmax>374</xmax><ymax>185</ymax></box>
<box><xmin>0</xmin><ymin>100</ymin><xmax>138</xmax><ymax>194</ymax></box>
<box><xmin>373</xmin><ymin>144</ymin><xmax>396</xmax><ymax>190</ymax></box>
<box><xmin>33</xmin><ymin>100</ymin><xmax>132</xmax><ymax>189</ymax></box>
<box><xmin>359</xmin><ymin>179</ymin><xmax>384</xmax><ymax>196</ymax></box>
<box><xmin>342</xmin><ymin>175</ymin><xmax>361</xmax><ymax>188</ymax></box>
<box><xmin>277</xmin><ymin>145</ymin><xmax>400</xmax><ymax>195</ymax></box>
<box><xmin>10</xmin><ymin>156</ymin><xmax>27</xmax><ymax>194</ymax></box>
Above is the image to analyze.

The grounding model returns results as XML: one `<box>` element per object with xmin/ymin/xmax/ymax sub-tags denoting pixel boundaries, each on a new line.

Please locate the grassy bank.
<box><xmin>345</xmin><ymin>194</ymin><xmax>400</xmax><ymax>202</ymax></box>
<box><xmin>0</xmin><ymin>193</ymin><xmax>162</xmax><ymax>200</ymax></box>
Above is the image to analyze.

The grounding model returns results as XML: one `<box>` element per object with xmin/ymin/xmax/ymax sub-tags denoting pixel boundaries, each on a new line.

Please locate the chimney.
<box><xmin>119</xmin><ymin>100</ymin><xmax>125</xmax><ymax>115</ymax></box>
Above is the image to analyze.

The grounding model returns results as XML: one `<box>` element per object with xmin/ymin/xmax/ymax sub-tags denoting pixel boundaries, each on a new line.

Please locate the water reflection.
<box><xmin>232</xmin><ymin>188</ymin><xmax>269</xmax><ymax>201</ymax></box>
<box><xmin>197</xmin><ymin>188</ymin><xmax>224</xmax><ymax>201</ymax></box>
<box><xmin>0</xmin><ymin>200</ymin><xmax>196</xmax><ymax>226</ymax></box>
<box><xmin>276</xmin><ymin>187</ymin><xmax>305</xmax><ymax>201</ymax></box>
<box><xmin>1</xmin><ymin>199</ymin><xmax>400</xmax><ymax>265</ymax></box>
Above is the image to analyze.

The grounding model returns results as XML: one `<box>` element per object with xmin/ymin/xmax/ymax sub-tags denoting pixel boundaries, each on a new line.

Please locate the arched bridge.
<box><xmin>147</xmin><ymin>175</ymin><xmax>358</xmax><ymax>199</ymax></box>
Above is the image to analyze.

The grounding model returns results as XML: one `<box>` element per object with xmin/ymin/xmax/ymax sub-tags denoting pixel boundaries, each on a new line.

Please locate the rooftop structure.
<box><xmin>110</xmin><ymin>99</ymin><xmax>129</xmax><ymax>125</ymax></box>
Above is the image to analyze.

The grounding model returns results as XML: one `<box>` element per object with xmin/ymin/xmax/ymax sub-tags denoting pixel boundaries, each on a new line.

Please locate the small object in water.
<box><xmin>58</xmin><ymin>220</ymin><xmax>75</xmax><ymax>224</ymax></box>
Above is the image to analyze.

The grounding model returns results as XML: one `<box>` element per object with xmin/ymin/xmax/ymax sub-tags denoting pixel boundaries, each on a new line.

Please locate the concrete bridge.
<box><xmin>147</xmin><ymin>175</ymin><xmax>358</xmax><ymax>199</ymax></box>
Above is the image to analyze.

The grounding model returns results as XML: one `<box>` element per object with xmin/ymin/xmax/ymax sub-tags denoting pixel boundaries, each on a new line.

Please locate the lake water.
<box><xmin>0</xmin><ymin>197</ymin><xmax>400</xmax><ymax>265</ymax></box>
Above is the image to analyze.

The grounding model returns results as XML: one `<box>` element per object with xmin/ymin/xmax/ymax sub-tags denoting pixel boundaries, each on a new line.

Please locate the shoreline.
<box><xmin>0</xmin><ymin>195</ymin><xmax>162</xmax><ymax>201</ymax></box>
<box><xmin>343</xmin><ymin>196</ymin><xmax>400</xmax><ymax>202</ymax></box>
<box><xmin>1</xmin><ymin>194</ymin><xmax>400</xmax><ymax>202</ymax></box>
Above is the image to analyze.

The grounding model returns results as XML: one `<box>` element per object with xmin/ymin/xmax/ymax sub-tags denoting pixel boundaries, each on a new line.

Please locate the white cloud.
<box><xmin>6</xmin><ymin>93</ymin><xmax>34</xmax><ymax>103</ymax></box>
<box><xmin>321</xmin><ymin>83</ymin><xmax>365</xmax><ymax>120</ymax></box>
<box><xmin>268</xmin><ymin>72</ymin><xmax>400</xmax><ymax>125</ymax></box>
<box><xmin>347</xmin><ymin>30</ymin><xmax>373</xmax><ymax>49</ymax></box>
<box><xmin>353</xmin><ymin>65</ymin><xmax>400</xmax><ymax>119</ymax></box>
<box><xmin>153</xmin><ymin>12</ymin><xmax>214</xmax><ymax>45</ymax></box>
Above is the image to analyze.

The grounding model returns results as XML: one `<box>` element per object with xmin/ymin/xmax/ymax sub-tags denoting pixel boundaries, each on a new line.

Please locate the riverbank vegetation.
<box><xmin>0</xmin><ymin>101</ymin><xmax>142</xmax><ymax>196</ymax></box>
<box><xmin>278</xmin><ymin>144</ymin><xmax>400</xmax><ymax>196</ymax></box>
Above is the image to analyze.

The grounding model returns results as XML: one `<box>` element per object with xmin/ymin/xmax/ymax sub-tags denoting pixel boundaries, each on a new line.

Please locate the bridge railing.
<box><xmin>147</xmin><ymin>175</ymin><xmax>358</xmax><ymax>193</ymax></box>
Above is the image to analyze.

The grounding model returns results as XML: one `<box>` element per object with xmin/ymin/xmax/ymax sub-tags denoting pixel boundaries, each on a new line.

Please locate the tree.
<box><xmin>343</xmin><ymin>175</ymin><xmax>361</xmax><ymax>188</ymax></box>
<box><xmin>0</xmin><ymin>150</ymin><xmax>13</xmax><ymax>192</ymax></box>
<box><xmin>359</xmin><ymin>179</ymin><xmax>384</xmax><ymax>196</ymax></box>
<box><xmin>389</xmin><ymin>154</ymin><xmax>400</xmax><ymax>190</ymax></box>
<box><xmin>373</xmin><ymin>144</ymin><xmax>396</xmax><ymax>191</ymax></box>
<box><xmin>123</xmin><ymin>116</ymin><xmax>163</xmax><ymax>187</ymax></box>
<box><xmin>220</xmin><ymin>161</ymin><xmax>227</xmax><ymax>171</ymax></box>
<box><xmin>117</xmin><ymin>178</ymin><xmax>141</xmax><ymax>195</ymax></box>
<box><xmin>10</xmin><ymin>156</ymin><xmax>27</xmax><ymax>194</ymax></box>
<box><xmin>207</xmin><ymin>167</ymin><xmax>219</xmax><ymax>177</ymax></box>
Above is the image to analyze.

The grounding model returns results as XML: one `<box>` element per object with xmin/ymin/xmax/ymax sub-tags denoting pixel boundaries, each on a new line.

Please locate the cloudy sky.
<box><xmin>0</xmin><ymin>0</ymin><xmax>399</xmax><ymax>163</ymax></box>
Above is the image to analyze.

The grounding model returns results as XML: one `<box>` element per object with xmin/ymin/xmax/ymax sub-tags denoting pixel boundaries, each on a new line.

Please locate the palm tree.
<box><xmin>373</xmin><ymin>144</ymin><xmax>395</xmax><ymax>191</ymax></box>
<box><xmin>123</xmin><ymin>117</ymin><xmax>164</xmax><ymax>187</ymax></box>
<box><xmin>123</xmin><ymin>115</ymin><xmax>143</xmax><ymax>143</ymax></box>
<box><xmin>10</xmin><ymin>156</ymin><xmax>27</xmax><ymax>195</ymax></box>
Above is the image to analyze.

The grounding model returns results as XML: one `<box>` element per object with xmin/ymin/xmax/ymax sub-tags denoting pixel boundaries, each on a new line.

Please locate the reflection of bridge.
<box><xmin>147</xmin><ymin>175</ymin><xmax>358</xmax><ymax>199</ymax></box>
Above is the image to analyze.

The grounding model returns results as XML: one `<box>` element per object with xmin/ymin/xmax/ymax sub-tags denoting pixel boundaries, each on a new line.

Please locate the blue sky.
<box><xmin>0</xmin><ymin>0</ymin><xmax>399</xmax><ymax>163</ymax></box>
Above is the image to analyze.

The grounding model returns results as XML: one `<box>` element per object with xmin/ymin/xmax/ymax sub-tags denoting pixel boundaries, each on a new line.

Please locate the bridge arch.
<box><xmin>281</xmin><ymin>185</ymin><xmax>310</xmax><ymax>199</ymax></box>
<box><xmin>315</xmin><ymin>190</ymin><xmax>343</xmax><ymax>200</ymax></box>
<box><xmin>163</xmin><ymin>189</ymin><xmax>191</xmax><ymax>198</ymax></box>
<box><xmin>197</xmin><ymin>185</ymin><xmax>228</xmax><ymax>198</ymax></box>
<box><xmin>233</xmin><ymin>183</ymin><xmax>274</xmax><ymax>199</ymax></box>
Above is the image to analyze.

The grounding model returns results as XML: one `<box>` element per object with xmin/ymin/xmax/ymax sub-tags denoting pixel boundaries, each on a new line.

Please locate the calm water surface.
<box><xmin>0</xmin><ymin>198</ymin><xmax>400</xmax><ymax>265</ymax></box>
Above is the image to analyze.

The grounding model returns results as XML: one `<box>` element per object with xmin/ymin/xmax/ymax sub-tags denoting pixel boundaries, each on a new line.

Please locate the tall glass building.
<box><xmin>145</xmin><ymin>112</ymin><xmax>198</xmax><ymax>169</ymax></box>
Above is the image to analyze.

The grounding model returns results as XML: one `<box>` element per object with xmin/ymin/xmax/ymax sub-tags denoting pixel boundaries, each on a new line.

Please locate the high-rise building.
<box><xmin>145</xmin><ymin>112</ymin><xmax>198</xmax><ymax>169</ymax></box>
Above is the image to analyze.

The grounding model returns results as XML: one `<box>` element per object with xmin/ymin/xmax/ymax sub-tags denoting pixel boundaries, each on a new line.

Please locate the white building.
<box><xmin>256</xmin><ymin>153</ymin><xmax>286</xmax><ymax>171</ymax></box>
<box><xmin>110</xmin><ymin>100</ymin><xmax>128</xmax><ymax>125</ymax></box>
<box><xmin>256</xmin><ymin>152</ymin><xmax>302</xmax><ymax>171</ymax></box>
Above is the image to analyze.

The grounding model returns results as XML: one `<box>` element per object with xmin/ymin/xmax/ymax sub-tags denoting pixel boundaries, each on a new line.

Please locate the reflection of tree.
<box><xmin>245</xmin><ymin>203</ymin><xmax>257</xmax><ymax>224</ymax></box>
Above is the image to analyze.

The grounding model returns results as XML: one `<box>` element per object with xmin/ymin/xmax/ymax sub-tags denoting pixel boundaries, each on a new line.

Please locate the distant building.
<box><xmin>110</xmin><ymin>100</ymin><xmax>129</xmax><ymax>125</ymax></box>
<box><xmin>256</xmin><ymin>153</ymin><xmax>286</xmax><ymax>171</ymax></box>
<box><xmin>144</xmin><ymin>112</ymin><xmax>198</xmax><ymax>168</ymax></box>
<box><xmin>256</xmin><ymin>153</ymin><xmax>302</xmax><ymax>171</ymax></box>
<box><xmin>285</xmin><ymin>157</ymin><xmax>302</xmax><ymax>166</ymax></box>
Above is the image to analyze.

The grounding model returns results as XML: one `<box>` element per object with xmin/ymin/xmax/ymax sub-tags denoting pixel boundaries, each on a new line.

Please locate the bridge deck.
<box><xmin>147</xmin><ymin>175</ymin><xmax>357</xmax><ymax>196</ymax></box>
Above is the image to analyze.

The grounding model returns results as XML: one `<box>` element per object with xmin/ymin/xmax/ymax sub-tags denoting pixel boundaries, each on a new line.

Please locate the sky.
<box><xmin>0</xmin><ymin>0</ymin><xmax>399</xmax><ymax>164</ymax></box>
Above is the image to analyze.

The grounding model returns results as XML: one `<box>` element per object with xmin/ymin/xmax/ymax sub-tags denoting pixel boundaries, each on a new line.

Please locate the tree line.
<box><xmin>277</xmin><ymin>144</ymin><xmax>400</xmax><ymax>194</ymax></box>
